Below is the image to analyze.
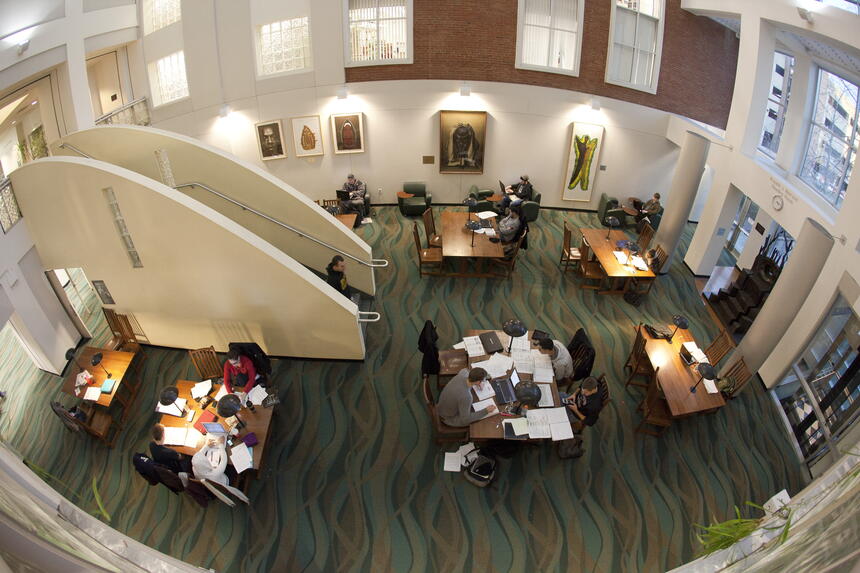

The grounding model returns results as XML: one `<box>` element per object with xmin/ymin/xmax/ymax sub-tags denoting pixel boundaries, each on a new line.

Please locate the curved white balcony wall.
<box><xmin>52</xmin><ymin>125</ymin><xmax>376</xmax><ymax>294</ymax></box>
<box><xmin>9</xmin><ymin>156</ymin><xmax>365</xmax><ymax>359</ymax></box>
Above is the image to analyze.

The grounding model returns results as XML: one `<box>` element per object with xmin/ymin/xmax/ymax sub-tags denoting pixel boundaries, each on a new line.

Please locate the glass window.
<box><xmin>759</xmin><ymin>52</ymin><xmax>795</xmax><ymax>157</ymax></box>
<box><xmin>799</xmin><ymin>69</ymin><xmax>859</xmax><ymax>210</ymax></box>
<box><xmin>142</xmin><ymin>0</ymin><xmax>181</xmax><ymax>35</ymax></box>
<box><xmin>606</xmin><ymin>0</ymin><xmax>664</xmax><ymax>93</ymax></box>
<box><xmin>0</xmin><ymin>178</ymin><xmax>22</xmax><ymax>233</ymax></box>
<box><xmin>346</xmin><ymin>0</ymin><xmax>410</xmax><ymax>66</ymax></box>
<box><xmin>816</xmin><ymin>0</ymin><xmax>860</xmax><ymax>15</ymax></box>
<box><xmin>147</xmin><ymin>52</ymin><xmax>189</xmax><ymax>107</ymax></box>
<box><xmin>257</xmin><ymin>17</ymin><xmax>312</xmax><ymax>77</ymax></box>
<box><xmin>517</xmin><ymin>0</ymin><xmax>584</xmax><ymax>76</ymax></box>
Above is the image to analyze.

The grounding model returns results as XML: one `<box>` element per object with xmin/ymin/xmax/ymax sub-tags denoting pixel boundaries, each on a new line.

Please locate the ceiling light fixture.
<box><xmin>459</xmin><ymin>83</ymin><xmax>471</xmax><ymax>97</ymax></box>
<box><xmin>30</xmin><ymin>100</ymin><xmax>37</xmax><ymax>106</ymax></box>
<box><xmin>336</xmin><ymin>86</ymin><xmax>349</xmax><ymax>99</ymax></box>
<box><xmin>219</xmin><ymin>104</ymin><xmax>231</xmax><ymax>118</ymax></box>
<box><xmin>16</xmin><ymin>40</ymin><xmax>29</xmax><ymax>56</ymax></box>
<box><xmin>797</xmin><ymin>7</ymin><xmax>814</xmax><ymax>23</ymax></box>
<box><xmin>590</xmin><ymin>96</ymin><xmax>601</xmax><ymax>110</ymax></box>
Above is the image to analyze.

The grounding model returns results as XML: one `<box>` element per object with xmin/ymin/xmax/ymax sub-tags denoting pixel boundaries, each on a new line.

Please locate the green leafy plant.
<box><xmin>24</xmin><ymin>461</ymin><xmax>111</xmax><ymax>522</ymax></box>
<box><xmin>694</xmin><ymin>501</ymin><xmax>792</xmax><ymax>557</ymax></box>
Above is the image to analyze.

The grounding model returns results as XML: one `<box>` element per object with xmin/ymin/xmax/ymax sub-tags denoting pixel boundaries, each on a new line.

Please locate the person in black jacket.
<box><xmin>326</xmin><ymin>255</ymin><xmax>350</xmax><ymax>298</ymax></box>
<box><xmin>149</xmin><ymin>423</ymin><xmax>190</xmax><ymax>474</ymax></box>
<box><xmin>418</xmin><ymin>320</ymin><xmax>440</xmax><ymax>375</ymax></box>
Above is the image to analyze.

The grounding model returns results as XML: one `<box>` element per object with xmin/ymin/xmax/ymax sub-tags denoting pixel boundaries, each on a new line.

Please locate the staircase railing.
<box><xmin>94</xmin><ymin>97</ymin><xmax>151</xmax><ymax>127</ymax></box>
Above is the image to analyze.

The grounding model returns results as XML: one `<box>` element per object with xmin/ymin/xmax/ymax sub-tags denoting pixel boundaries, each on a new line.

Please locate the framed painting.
<box><xmin>91</xmin><ymin>280</ymin><xmax>115</xmax><ymax>305</ymax></box>
<box><xmin>290</xmin><ymin>115</ymin><xmax>324</xmax><ymax>158</ymax></box>
<box><xmin>255</xmin><ymin>120</ymin><xmax>287</xmax><ymax>161</ymax></box>
<box><xmin>562</xmin><ymin>122</ymin><xmax>604</xmax><ymax>202</ymax></box>
<box><xmin>330</xmin><ymin>113</ymin><xmax>365</xmax><ymax>154</ymax></box>
<box><xmin>439</xmin><ymin>110</ymin><xmax>486</xmax><ymax>174</ymax></box>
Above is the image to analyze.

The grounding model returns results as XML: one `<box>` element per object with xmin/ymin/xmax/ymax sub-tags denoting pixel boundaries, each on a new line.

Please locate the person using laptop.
<box><xmin>498</xmin><ymin>204</ymin><xmax>524</xmax><ymax>255</ymax></box>
<box><xmin>339</xmin><ymin>173</ymin><xmax>367</xmax><ymax>219</ymax></box>
<box><xmin>630</xmin><ymin>192</ymin><xmax>661</xmax><ymax>222</ymax></box>
<box><xmin>499</xmin><ymin>174</ymin><xmax>533</xmax><ymax>211</ymax></box>
<box><xmin>562</xmin><ymin>376</ymin><xmax>603</xmax><ymax>432</ymax></box>
<box><xmin>539</xmin><ymin>337</ymin><xmax>574</xmax><ymax>384</ymax></box>
<box><xmin>436</xmin><ymin>367</ymin><xmax>498</xmax><ymax>427</ymax></box>
<box><xmin>149</xmin><ymin>423</ymin><xmax>191</xmax><ymax>474</ymax></box>
<box><xmin>223</xmin><ymin>348</ymin><xmax>256</xmax><ymax>394</ymax></box>
<box><xmin>191</xmin><ymin>435</ymin><xmax>232</xmax><ymax>486</ymax></box>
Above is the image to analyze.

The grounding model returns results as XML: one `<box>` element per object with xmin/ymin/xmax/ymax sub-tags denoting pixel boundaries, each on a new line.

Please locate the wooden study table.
<box><xmin>62</xmin><ymin>346</ymin><xmax>137</xmax><ymax>408</ymax></box>
<box><xmin>580</xmin><ymin>228</ymin><xmax>655</xmax><ymax>294</ymax></box>
<box><xmin>642</xmin><ymin>326</ymin><xmax>726</xmax><ymax>417</ymax></box>
<box><xmin>160</xmin><ymin>380</ymin><xmax>275</xmax><ymax>471</ymax></box>
<box><xmin>440</xmin><ymin>211</ymin><xmax>504</xmax><ymax>277</ymax></box>
<box><xmin>463</xmin><ymin>329</ymin><xmax>561</xmax><ymax>440</ymax></box>
<box><xmin>335</xmin><ymin>213</ymin><xmax>358</xmax><ymax>228</ymax></box>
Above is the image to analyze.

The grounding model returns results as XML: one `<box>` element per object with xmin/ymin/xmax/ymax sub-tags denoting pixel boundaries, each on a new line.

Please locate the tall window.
<box><xmin>799</xmin><ymin>69</ymin><xmax>859</xmax><ymax>210</ymax></box>
<box><xmin>142</xmin><ymin>0</ymin><xmax>181</xmax><ymax>35</ymax></box>
<box><xmin>606</xmin><ymin>0</ymin><xmax>665</xmax><ymax>93</ymax></box>
<box><xmin>257</xmin><ymin>18</ymin><xmax>312</xmax><ymax>77</ymax></box>
<box><xmin>0</xmin><ymin>178</ymin><xmax>22</xmax><ymax>233</ymax></box>
<box><xmin>817</xmin><ymin>0</ymin><xmax>860</xmax><ymax>15</ymax></box>
<box><xmin>759</xmin><ymin>52</ymin><xmax>795</xmax><ymax>157</ymax></box>
<box><xmin>516</xmin><ymin>0</ymin><xmax>584</xmax><ymax>76</ymax></box>
<box><xmin>345</xmin><ymin>0</ymin><xmax>411</xmax><ymax>66</ymax></box>
<box><xmin>148</xmin><ymin>52</ymin><xmax>189</xmax><ymax>107</ymax></box>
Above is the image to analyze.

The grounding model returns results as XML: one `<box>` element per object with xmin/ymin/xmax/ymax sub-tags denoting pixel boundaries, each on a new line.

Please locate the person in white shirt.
<box><xmin>191</xmin><ymin>435</ymin><xmax>230</xmax><ymax>486</ymax></box>
<box><xmin>539</xmin><ymin>338</ymin><xmax>574</xmax><ymax>383</ymax></box>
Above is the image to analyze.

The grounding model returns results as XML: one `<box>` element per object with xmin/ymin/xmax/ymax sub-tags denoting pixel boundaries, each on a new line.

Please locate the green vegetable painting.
<box><xmin>568</xmin><ymin>134</ymin><xmax>598</xmax><ymax>191</ymax></box>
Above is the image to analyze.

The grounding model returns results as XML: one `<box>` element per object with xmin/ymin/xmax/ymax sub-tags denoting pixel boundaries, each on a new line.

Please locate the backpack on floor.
<box><xmin>557</xmin><ymin>435</ymin><xmax>585</xmax><ymax>459</ymax></box>
<box><xmin>463</xmin><ymin>449</ymin><xmax>496</xmax><ymax>488</ymax></box>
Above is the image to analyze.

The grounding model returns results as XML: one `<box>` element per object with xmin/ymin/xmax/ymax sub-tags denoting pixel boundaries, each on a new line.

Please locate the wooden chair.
<box><xmin>704</xmin><ymin>330</ymin><xmax>734</xmax><ymax>367</ymax></box>
<box><xmin>559</xmin><ymin>223</ymin><xmax>582</xmax><ymax>271</ymax></box>
<box><xmin>437</xmin><ymin>348</ymin><xmax>468</xmax><ymax>390</ymax></box>
<box><xmin>721</xmin><ymin>357</ymin><xmax>753</xmax><ymax>399</ymax></box>
<box><xmin>490</xmin><ymin>229</ymin><xmax>527</xmax><ymax>279</ymax></box>
<box><xmin>652</xmin><ymin>245</ymin><xmax>668</xmax><ymax>273</ymax></box>
<box><xmin>322</xmin><ymin>199</ymin><xmax>340</xmax><ymax>211</ymax></box>
<box><xmin>102</xmin><ymin>308</ymin><xmax>125</xmax><ymax>350</ymax></box>
<box><xmin>313</xmin><ymin>199</ymin><xmax>321</xmax><ymax>205</ymax></box>
<box><xmin>115</xmin><ymin>313</ymin><xmax>141</xmax><ymax>352</ymax></box>
<box><xmin>412</xmin><ymin>223</ymin><xmax>444</xmax><ymax>276</ymax></box>
<box><xmin>577</xmin><ymin>241</ymin><xmax>606</xmax><ymax>289</ymax></box>
<box><xmin>422</xmin><ymin>208</ymin><xmax>442</xmax><ymax>248</ymax></box>
<box><xmin>189</xmin><ymin>346</ymin><xmax>222</xmax><ymax>380</ymax></box>
<box><xmin>422</xmin><ymin>375</ymin><xmax>469</xmax><ymax>445</ymax></box>
<box><xmin>597</xmin><ymin>373</ymin><xmax>612</xmax><ymax>405</ymax></box>
<box><xmin>638</xmin><ymin>223</ymin><xmax>655</xmax><ymax>252</ymax></box>
<box><xmin>81</xmin><ymin>405</ymin><xmax>121</xmax><ymax>447</ymax></box>
<box><xmin>625</xmin><ymin>324</ymin><xmax>654</xmax><ymax>389</ymax></box>
<box><xmin>635</xmin><ymin>383</ymin><xmax>672</xmax><ymax>436</ymax></box>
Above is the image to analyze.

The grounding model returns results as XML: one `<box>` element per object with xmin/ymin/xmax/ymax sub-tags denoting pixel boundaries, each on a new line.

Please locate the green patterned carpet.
<box><xmin>0</xmin><ymin>207</ymin><xmax>807</xmax><ymax>572</ymax></box>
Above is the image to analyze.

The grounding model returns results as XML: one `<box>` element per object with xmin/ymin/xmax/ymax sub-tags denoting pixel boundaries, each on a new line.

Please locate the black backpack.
<box><xmin>463</xmin><ymin>449</ymin><xmax>496</xmax><ymax>488</ymax></box>
<box><xmin>557</xmin><ymin>436</ymin><xmax>585</xmax><ymax>459</ymax></box>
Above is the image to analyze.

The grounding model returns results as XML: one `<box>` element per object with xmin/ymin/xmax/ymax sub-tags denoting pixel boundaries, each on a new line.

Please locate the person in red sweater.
<box><xmin>223</xmin><ymin>348</ymin><xmax>256</xmax><ymax>394</ymax></box>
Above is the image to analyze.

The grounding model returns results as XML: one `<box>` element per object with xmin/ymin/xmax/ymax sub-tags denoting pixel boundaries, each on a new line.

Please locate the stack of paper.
<box><xmin>184</xmin><ymin>428</ymin><xmax>204</xmax><ymax>448</ymax></box>
<box><xmin>83</xmin><ymin>386</ymin><xmax>102</xmax><ymax>401</ymax></box>
<box><xmin>631</xmin><ymin>255</ymin><xmax>649</xmax><ymax>271</ymax></box>
<box><xmin>476</xmin><ymin>211</ymin><xmax>498</xmax><ymax>220</ymax></box>
<box><xmin>537</xmin><ymin>383</ymin><xmax>554</xmax><ymax>407</ymax></box>
<box><xmin>533</xmin><ymin>368</ymin><xmax>554</xmax><ymax>383</ymax></box>
<box><xmin>613</xmin><ymin>251</ymin><xmax>631</xmax><ymax>266</ymax></box>
<box><xmin>484</xmin><ymin>229</ymin><xmax>497</xmax><ymax>238</ymax></box>
<box><xmin>155</xmin><ymin>397</ymin><xmax>187</xmax><ymax>417</ymax></box>
<box><xmin>463</xmin><ymin>336</ymin><xmax>485</xmax><ymax>358</ymax></box>
<box><xmin>191</xmin><ymin>379</ymin><xmax>213</xmax><ymax>399</ymax></box>
<box><xmin>473</xmin><ymin>380</ymin><xmax>496</xmax><ymax>400</ymax></box>
<box><xmin>510</xmin><ymin>335</ymin><xmax>530</xmax><ymax>352</ymax></box>
<box><xmin>503</xmin><ymin>418</ymin><xmax>530</xmax><ymax>438</ymax></box>
<box><xmin>477</xmin><ymin>353</ymin><xmax>513</xmax><ymax>378</ymax></box>
<box><xmin>213</xmin><ymin>384</ymin><xmax>229</xmax><ymax>401</ymax></box>
<box><xmin>163</xmin><ymin>426</ymin><xmax>189</xmax><ymax>446</ymax></box>
<box><xmin>546</xmin><ymin>408</ymin><xmax>575</xmax><ymax>441</ymax></box>
<box><xmin>525</xmin><ymin>409</ymin><xmax>551</xmax><ymax>439</ymax></box>
<box><xmin>532</xmin><ymin>350</ymin><xmax>554</xmax><ymax>382</ymax></box>
<box><xmin>472</xmin><ymin>397</ymin><xmax>495</xmax><ymax>412</ymax></box>
<box><xmin>443</xmin><ymin>443</ymin><xmax>476</xmax><ymax>472</ymax></box>
<box><xmin>248</xmin><ymin>385</ymin><xmax>269</xmax><ymax>406</ymax></box>
<box><xmin>230</xmin><ymin>442</ymin><xmax>253</xmax><ymax>473</ymax></box>
<box><xmin>703</xmin><ymin>379</ymin><xmax>719</xmax><ymax>394</ymax></box>
<box><xmin>683</xmin><ymin>342</ymin><xmax>708</xmax><ymax>363</ymax></box>
<box><xmin>512</xmin><ymin>350</ymin><xmax>533</xmax><ymax>374</ymax></box>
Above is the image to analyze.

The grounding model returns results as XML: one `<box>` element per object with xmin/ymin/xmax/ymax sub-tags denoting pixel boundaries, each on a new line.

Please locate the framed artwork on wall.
<box><xmin>255</xmin><ymin>120</ymin><xmax>287</xmax><ymax>161</ymax></box>
<box><xmin>91</xmin><ymin>280</ymin><xmax>115</xmax><ymax>305</ymax></box>
<box><xmin>562</xmin><ymin>122</ymin><xmax>604</xmax><ymax>202</ymax></box>
<box><xmin>290</xmin><ymin>115</ymin><xmax>324</xmax><ymax>158</ymax></box>
<box><xmin>439</xmin><ymin>110</ymin><xmax>486</xmax><ymax>174</ymax></box>
<box><xmin>330</xmin><ymin>113</ymin><xmax>365</xmax><ymax>154</ymax></box>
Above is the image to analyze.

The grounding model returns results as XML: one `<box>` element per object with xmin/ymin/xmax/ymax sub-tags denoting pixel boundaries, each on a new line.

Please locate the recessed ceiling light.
<box><xmin>30</xmin><ymin>100</ymin><xmax>37</xmax><ymax>105</ymax></box>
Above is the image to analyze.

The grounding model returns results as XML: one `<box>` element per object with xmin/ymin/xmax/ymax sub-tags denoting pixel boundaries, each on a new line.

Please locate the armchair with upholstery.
<box><xmin>469</xmin><ymin>199</ymin><xmax>497</xmax><ymax>214</ymax></box>
<box><xmin>597</xmin><ymin>193</ymin><xmax>619</xmax><ymax>226</ymax></box>
<box><xmin>399</xmin><ymin>182</ymin><xmax>432</xmax><ymax>216</ymax></box>
<box><xmin>468</xmin><ymin>184</ymin><xmax>495</xmax><ymax>200</ymax></box>
<box><xmin>521</xmin><ymin>191</ymin><xmax>542</xmax><ymax>222</ymax></box>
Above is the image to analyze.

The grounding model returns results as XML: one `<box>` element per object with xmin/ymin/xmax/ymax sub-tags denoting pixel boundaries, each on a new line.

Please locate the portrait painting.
<box><xmin>255</xmin><ymin>120</ymin><xmax>287</xmax><ymax>161</ymax></box>
<box><xmin>330</xmin><ymin>113</ymin><xmax>365</xmax><ymax>154</ymax></box>
<box><xmin>290</xmin><ymin>115</ymin><xmax>324</xmax><ymax>158</ymax></box>
<box><xmin>562</xmin><ymin>122</ymin><xmax>604</xmax><ymax>202</ymax></box>
<box><xmin>439</xmin><ymin>110</ymin><xmax>487</xmax><ymax>174</ymax></box>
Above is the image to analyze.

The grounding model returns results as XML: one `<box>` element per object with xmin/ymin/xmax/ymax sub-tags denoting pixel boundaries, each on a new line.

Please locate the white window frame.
<box><xmin>342</xmin><ymin>0</ymin><xmax>414</xmax><ymax>67</ymax></box>
<box><xmin>604</xmin><ymin>0</ymin><xmax>665</xmax><ymax>94</ymax></box>
<box><xmin>147</xmin><ymin>51</ymin><xmax>190</xmax><ymax>108</ymax></box>
<box><xmin>515</xmin><ymin>0</ymin><xmax>585</xmax><ymax>77</ymax></box>
<box><xmin>255</xmin><ymin>17</ymin><xmax>314</xmax><ymax>79</ymax></box>
<box><xmin>798</xmin><ymin>65</ymin><xmax>860</xmax><ymax>211</ymax></box>
<box><xmin>758</xmin><ymin>51</ymin><xmax>796</xmax><ymax>159</ymax></box>
<box><xmin>142</xmin><ymin>0</ymin><xmax>181</xmax><ymax>36</ymax></box>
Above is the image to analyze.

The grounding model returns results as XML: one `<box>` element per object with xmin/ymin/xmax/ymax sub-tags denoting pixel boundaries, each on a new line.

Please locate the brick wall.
<box><xmin>345</xmin><ymin>0</ymin><xmax>739</xmax><ymax>128</ymax></box>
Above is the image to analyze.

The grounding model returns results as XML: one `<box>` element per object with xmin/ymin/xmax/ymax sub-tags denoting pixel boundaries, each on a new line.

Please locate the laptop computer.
<box><xmin>479</xmin><ymin>331</ymin><xmax>504</xmax><ymax>355</ymax></box>
<box><xmin>499</xmin><ymin>180</ymin><xmax>507</xmax><ymax>194</ymax></box>
<box><xmin>491</xmin><ymin>376</ymin><xmax>517</xmax><ymax>404</ymax></box>
<box><xmin>336</xmin><ymin>189</ymin><xmax>350</xmax><ymax>201</ymax></box>
<box><xmin>202</xmin><ymin>422</ymin><xmax>227</xmax><ymax>435</ymax></box>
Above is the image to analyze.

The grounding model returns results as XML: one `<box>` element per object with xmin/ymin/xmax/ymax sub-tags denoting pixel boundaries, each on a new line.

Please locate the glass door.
<box><xmin>725</xmin><ymin>195</ymin><xmax>759</xmax><ymax>258</ymax></box>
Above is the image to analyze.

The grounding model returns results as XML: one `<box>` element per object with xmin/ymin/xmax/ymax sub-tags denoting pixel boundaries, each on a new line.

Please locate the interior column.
<box><xmin>653</xmin><ymin>131</ymin><xmax>710</xmax><ymax>272</ymax></box>
<box><xmin>729</xmin><ymin>218</ymin><xmax>835</xmax><ymax>379</ymax></box>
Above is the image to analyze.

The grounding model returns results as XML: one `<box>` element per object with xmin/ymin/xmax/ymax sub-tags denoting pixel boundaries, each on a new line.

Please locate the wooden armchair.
<box><xmin>189</xmin><ymin>346</ymin><xmax>222</xmax><ymax>380</ymax></box>
<box><xmin>412</xmin><ymin>223</ymin><xmax>443</xmax><ymax>276</ymax></box>
<box><xmin>625</xmin><ymin>324</ymin><xmax>654</xmax><ymax>389</ymax></box>
<box><xmin>559</xmin><ymin>223</ymin><xmax>582</xmax><ymax>272</ymax></box>
<box><xmin>422</xmin><ymin>208</ymin><xmax>442</xmax><ymax>248</ymax></box>
<box><xmin>636</xmin><ymin>381</ymin><xmax>672</xmax><ymax>436</ymax></box>
<box><xmin>720</xmin><ymin>357</ymin><xmax>752</xmax><ymax>399</ymax></box>
<box><xmin>577</xmin><ymin>241</ymin><xmax>605</xmax><ymax>289</ymax></box>
<box><xmin>491</xmin><ymin>229</ymin><xmax>527</xmax><ymax>279</ymax></box>
<box><xmin>638</xmin><ymin>223</ymin><xmax>655</xmax><ymax>252</ymax></box>
<box><xmin>705</xmin><ymin>330</ymin><xmax>734</xmax><ymax>367</ymax></box>
<box><xmin>422</xmin><ymin>375</ymin><xmax>468</xmax><ymax>445</ymax></box>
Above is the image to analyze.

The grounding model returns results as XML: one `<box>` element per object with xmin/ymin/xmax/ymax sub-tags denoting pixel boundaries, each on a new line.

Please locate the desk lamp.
<box><xmin>465</xmin><ymin>219</ymin><xmax>482</xmax><ymax>247</ymax></box>
<box><xmin>605</xmin><ymin>216</ymin><xmax>620</xmax><ymax>240</ymax></box>
<box><xmin>65</xmin><ymin>348</ymin><xmax>85</xmax><ymax>372</ymax></box>
<box><xmin>625</xmin><ymin>241</ymin><xmax>640</xmax><ymax>266</ymax></box>
<box><xmin>90</xmin><ymin>352</ymin><xmax>112</xmax><ymax>379</ymax></box>
<box><xmin>690</xmin><ymin>362</ymin><xmax>717</xmax><ymax>394</ymax></box>
<box><xmin>217</xmin><ymin>393</ymin><xmax>246</xmax><ymax>429</ymax></box>
<box><xmin>159</xmin><ymin>385</ymin><xmax>185</xmax><ymax>417</ymax></box>
<box><xmin>502</xmin><ymin>319</ymin><xmax>527</xmax><ymax>352</ymax></box>
<box><xmin>669</xmin><ymin>315</ymin><xmax>689</xmax><ymax>342</ymax></box>
<box><xmin>514</xmin><ymin>379</ymin><xmax>541</xmax><ymax>414</ymax></box>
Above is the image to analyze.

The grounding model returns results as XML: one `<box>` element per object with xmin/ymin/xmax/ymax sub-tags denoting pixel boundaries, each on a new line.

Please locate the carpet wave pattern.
<box><xmin>0</xmin><ymin>207</ymin><xmax>807</xmax><ymax>572</ymax></box>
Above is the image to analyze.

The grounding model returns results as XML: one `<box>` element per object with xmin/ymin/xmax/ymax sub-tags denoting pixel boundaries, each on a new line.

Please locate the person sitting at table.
<box><xmin>499</xmin><ymin>204</ymin><xmax>525</xmax><ymax>256</ymax></box>
<box><xmin>539</xmin><ymin>338</ymin><xmax>574</xmax><ymax>385</ymax></box>
<box><xmin>149</xmin><ymin>423</ymin><xmax>191</xmax><ymax>474</ymax></box>
<box><xmin>223</xmin><ymin>348</ymin><xmax>256</xmax><ymax>394</ymax></box>
<box><xmin>339</xmin><ymin>173</ymin><xmax>367</xmax><ymax>219</ymax></box>
<box><xmin>436</xmin><ymin>367</ymin><xmax>498</xmax><ymax>427</ymax></box>
<box><xmin>562</xmin><ymin>376</ymin><xmax>603</xmax><ymax>432</ymax></box>
<box><xmin>631</xmin><ymin>192</ymin><xmax>661</xmax><ymax>222</ymax></box>
<box><xmin>191</xmin><ymin>435</ymin><xmax>234</xmax><ymax>486</ymax></box>
<box><xmin>499</xmin><ymin>175</ymin><xmax>533</xmax><ymax>211</ymax></box>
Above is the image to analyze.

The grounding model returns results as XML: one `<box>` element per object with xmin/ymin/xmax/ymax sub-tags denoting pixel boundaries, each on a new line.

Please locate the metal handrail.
<box><xmin>175</xmin><ymin>182</ymin><xmax>389</xmax><ymax>269</ymax></box>
<box><xmin>358</xmin><ymin>312</ymin><xmax>381</xmax><ymax>323</ymax></box>
<box><xmin>57</xmin><ymin>142</ymin><xmax>94</xmax><ymax>159</ymax></box>
<box><xmin>94</xmin><ymin>97</ymin><xmax>148</xmax><ymax>124</ymax></box>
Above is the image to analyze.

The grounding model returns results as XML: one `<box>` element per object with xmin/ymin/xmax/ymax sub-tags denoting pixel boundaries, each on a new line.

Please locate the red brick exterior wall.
<box><xmin>345</xmin><ymin>0</ymin><xmax>738</xmax><ymax>128</ymax></box>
